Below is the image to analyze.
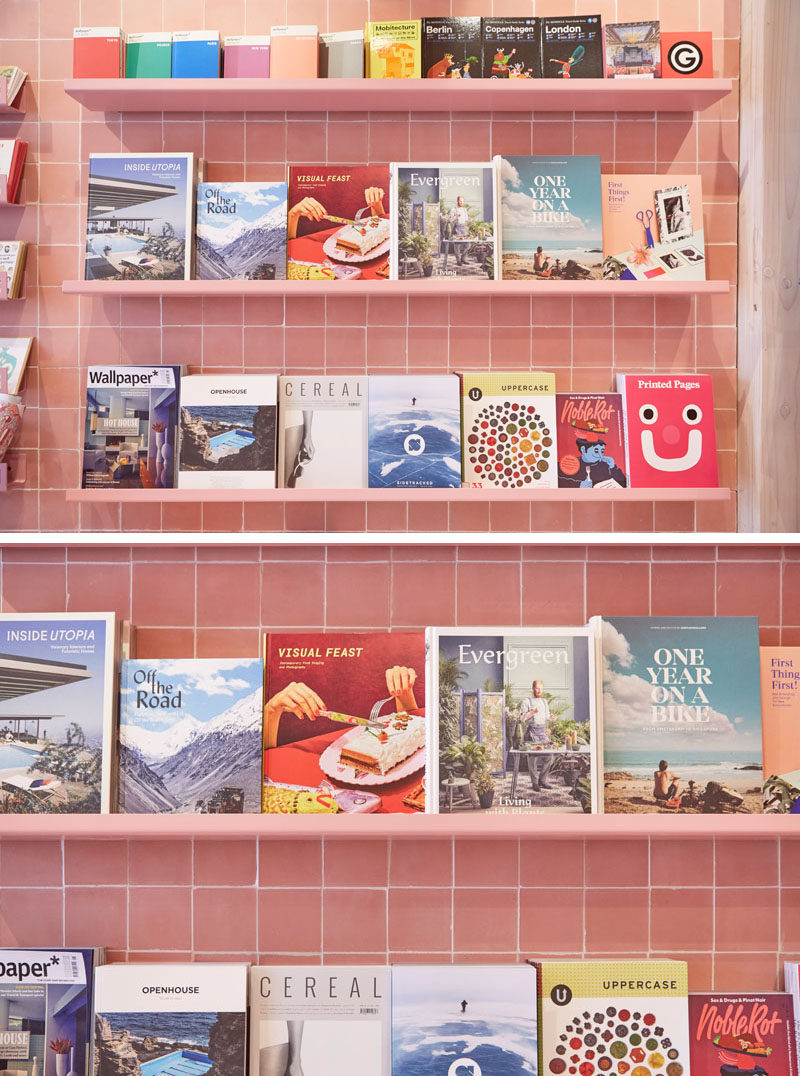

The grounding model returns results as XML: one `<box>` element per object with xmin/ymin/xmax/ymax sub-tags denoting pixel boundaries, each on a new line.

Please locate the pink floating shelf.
<box><xmin>0</xmin><ymin>812</ymin><xmax>793</xmax><ymax>841</ymax></box>
<box><xmin>63</xmin><ymin>76</ymin><xmax>732</xmax><ymax>114</ymax></box>
<box><xmin>66</xmin><ymin>487</ymin><xmax>732</xmax><ymax>504</ymax></box>
<box><xmin>62</xmin><ymin>279</ymin><xmax>731</xmax><ymax>298</ymax></box>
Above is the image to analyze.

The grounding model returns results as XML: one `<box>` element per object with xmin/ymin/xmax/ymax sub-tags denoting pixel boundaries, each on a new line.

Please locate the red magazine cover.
<box><xmin>617</xmin><ymin>372</ymin><xmax>718</xmax><ymax>487</ymax></box>
<box><xmin>287</xmin><ymin>164</ymin><xmax>391</xmax><ymax>280</ymax></box>
<box><xmin>689</xmin><ymin>993</ymin><xmax>798</xmax><ymax>1076</ymax></box>
<box><xmin>556</xmin><ymin>392</ymin><xmax>628</xmax><ymax>488</ymax></box>
<box><xmin>262</xmin><ymin>631</ymin><xmax>426</xmax><ymax>813</ymax></box>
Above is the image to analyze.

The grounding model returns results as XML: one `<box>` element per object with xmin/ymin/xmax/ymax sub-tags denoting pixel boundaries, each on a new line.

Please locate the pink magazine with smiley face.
<box><xmin>617</xmin><ymin>373</ymin><xmax>718</xmax><ymax>487</ymax></box>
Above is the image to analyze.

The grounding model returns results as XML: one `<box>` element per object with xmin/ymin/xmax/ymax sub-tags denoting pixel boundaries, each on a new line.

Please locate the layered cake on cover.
<box><xmin>335</xmin><ymin>215</ymin><xmax>390</xmax><ymax>257</ymax></box>
<box><xmin>335</xmin><ymin>711</ymin><xmax>426</xmax><ymax>775</ymax></box>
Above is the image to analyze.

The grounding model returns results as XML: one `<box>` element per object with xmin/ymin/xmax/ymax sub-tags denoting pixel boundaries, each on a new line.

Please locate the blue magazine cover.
<box><xmin>367</xmin><ymin>375</ymin><xmax>461</xmax><ymax>488</ymax></box>
<box><xmin>195</xmin><ymin>182</ymin><xmax>287</xmax><ymax>280</ymax></box>
<box><xmin>496</xmin><ymin>154</ymin><xmax>602</xmax><ymax>280</ymax></box>
<box><xmin>596</xmin><ymin>615</ymin><xmax>763</xmax><ymax>814</ymax></box>
<box><xmin>0</xmin><ymin>614</ymin><xmax>116</xmax><ymax>812</ymax></box>
<box><xmin>391</xmin><ymin>963</ymin><xmax>538</xmax><ymax>1075</ymax></box>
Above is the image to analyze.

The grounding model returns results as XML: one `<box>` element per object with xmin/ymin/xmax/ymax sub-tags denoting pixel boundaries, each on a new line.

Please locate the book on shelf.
<box><xmin>125</xmin><ymin>33</ymin><xmax>172</xmax><ymax>78</ymax></box>
<box><xmin>592</xmin><ymin>615</ymin><xmax>763</xmax><ymax>814</ymax></box>
<box><xmin>481</xmin><ymin>17</ymin><xmax>540</xmax><ymax>79</ymax></box>
<box><xmin>365</xmin><ymin>21</ymin><xmax>421</xmax><ymax>79</ymax></box>
<box><xmin>760</xmin><ymin>647</ymin><xmax>800</xmax><ymax>813</ymax></box>
<box><xmin>0</xmin><ymin>947</ymin><xmax>104</xmax><ymax>1076</ymax></box>
<box><xmin>540</xmin><ymin>15</ymin><xmax>604</xmax><ymax>79</ymax></box>
<box><xmin>0</xmin><ymin>392</ymin><xmax>23</xmax><ymax>462</ymax></box>
<box><xmin>0</xmin><ymin>613</ymin><xmax>116</xmax><ymax>813</ymax></box>
<box><xmin>535</xmin><ymin>960</ymin><xmax>690</xmax><ymax>1076</ymax></box>
<box><xmin>223</xmin><ymin>36</ymin><xmax>271</xmax><ymax>78</ymax></box>
<box><xmin>392</xmin><ymin>963</ymin><xmax>538</xmax><ymax>1076</ymax></box>
<box><xmin>195</xmin><ymin>181</ymin><xmax>287</xmax><ymax>280</ymax></box>
<box><xmin>689</xmin><ymin>993</ymin><xmax>799</xmax><ymax>1076</ymax></box>
<box><xmin>171</xmin><ymin>31</ymin><xmax>220</xmax><ymax>78</ymax></box>
<box><xmin>556</xmin><ymin>392</ymin><xmax>628</xmax><ymax>489</ymax></box>
<box><xmin>0</xmin><ymin>336</ymin><xmax>33</xmax><ymax>394</ymax></box>
<box><xmin>262</xmin><ymin>631</ymin><xmax>427</xmax><ymax>814</ymax></box>
<box><xmin>178</xmin><ymin>374</ymin><xmax>277</xmax><ymax>489</ymax></box>
<box><xmin>277</xmin><ymin>375</ymin><xmax>367</xmax><ymax>489</ymax></box>
<box><xmin>605</xmin><ymin>21</ymin><xmax>661</xmax><ymax>78</ymax></box>
<box><xmin>269</xmin><ymin>26</ymin><xmax>318</xmax><ymax>78</ymax></box>
<box><xmin>422</xmin><ymin>17</ymin><xmax>482</xmax><ymax>79</ymax></box>
<box><xmin>0</xmin><ymin>239</ymin><xmax>27</xmax><ymax>297</ymax></box>
<box><xmin>784</xmin><ymin>963</ymin><xmax>800</xmax><ymax>1066</ymax></box>
<box><xmin>72</xmin><ymin>28</ymin><xmax>123</xmax><ymax>78</ymax></box>
<box><xmin>461</xmin><ymin>371</ymin><xmax>557</xmax><ymax>488</ymax></box>
<box><xmin>82</xmin><ymin>365</ymin><xmax>182</xmax><ymax>490</ymax></box>
<box><xmin>661</xmin><ymin>31</ymin><xmax>714</xmax><ymax>78</ymax></box>
<box><xmin>495</xmin><ymin>154</ymin><xmax>603</xmax><ymax>280</ymax></box>
<box><xmin>250</xmin><ymin>966</ymin><xmax>389</xmax><ymax>1075</ymax></box>
<box><xmin>391</xmin><ymin>161</ymin><xmax>497</xmax><ymax>280</ymax></box>
<box><xmin>602</xmin><ymin>174</ymin><xmax>706</xmax><ymax>281</ymax></box>
<box><xmin>319</xmin><ymin>31</ymin><xmax>364</xmax><ymax>78</ymax></box>
<box><xmin>0</xmin><ymin>65</ymin><xmax>28</xmax><ymax>104</ymax></box>
<box><xmin>84</xmin><ymin>152</ymin><xmax>198</xmax><ymax>282</ymax></box>
<box><xmin>287</xmin><ymin>164</ymin><xmax>390</xmax><ymax>281</ymax></box>
<box><xmin>427</xmin><ymin>626</ymin><xmax>598</xmax><ymax>815</ymax></box>
<box><xmin>367</xmin><ymin>374</ymin><xmax>462</xmax><ymax>489</ymax></box>
<box><xmin>616</xmin><ymin>373</ymin><xmax>718</xmax><ymax>487</ymax></box>
<box><xmin>93</xmin><ymin>964</ymin><xmax>248</xmax><ymax>1076</ymax></box>
<box><xmin>118</xmin><ymin>658</ymin><xmax>263</xmax><ymax>813</ymax></box>
<box><xmin>0</xmin><ymin>138</ymin><xmax>27</xmax><ymax>202</ymax></box>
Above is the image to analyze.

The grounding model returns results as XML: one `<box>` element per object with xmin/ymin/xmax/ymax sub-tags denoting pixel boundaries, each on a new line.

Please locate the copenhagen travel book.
<box><xmin>250</xmin><ymin>966</ymin><xmax>388</xmax><ymax>1076</ymax></box>
<box><xmin>428</xmin><ymin>627</ymin><xmax>598</xmax><ymax>815</ymax></box>
<box><xmin>592</xmin><ymin>616</ymin><xmax>763</xmax><ymax>814</ymax></box>
<box><xmin>0</xmin><ymin>613</ymin><xmax>116</xmax><ymax>813</ymax></box>
<box><xmin>118</xmin><ymin>658</ymin><xmax>263</xmax><ymax>814</ymax></box>
<box><xmin>195</xmin><ymin>181</ymin><xmax>287</xmax><ymax>280</ymax></box>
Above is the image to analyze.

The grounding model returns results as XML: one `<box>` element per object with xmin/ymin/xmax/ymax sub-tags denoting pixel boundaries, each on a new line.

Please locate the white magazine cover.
<box><xmin>277</xmin><ymin>375</ymin><xmax>367</xmax><ymax>489</ymax></box>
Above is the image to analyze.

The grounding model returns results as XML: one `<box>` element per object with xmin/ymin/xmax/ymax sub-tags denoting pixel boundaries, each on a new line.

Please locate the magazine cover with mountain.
<box><xmin>461</xmin><ymin>371</ymin><xmax>557</xmax><ymax>488</ymax></box>
<box><xmin>82</xmin><ymin>365</ymin><xmax>182</xmax><ymax>490</ymax></box>
<box><xmin>118</xmin><ymin>659</ymin><xmax>262</xmax><ymax>814</ymax></box>
<box><xmin>195</xmin><ymin>182</ymin><xmax>286</xmax><ymax>280</ymax></box>
<box><xmin>593</xmin><ymin>616</ymin><xmax>763</xmax><ymax>814</ymax></box>
<box><xmin>616</xmin><ymin>373</ymin><xmax>718</xmax><ymax>488</ymax></box>
<box><xmin>428</xmin><ymin>627</ymin><xmax>597</xmax><ymax>815</ymax></box>
<box><xmin>539</xmin><ymin>15</ymin><xmax>604</xmax><ymax>79</ymax></box>
<box><xmin>392</xmin><ymin>964</ymin><xmax>538</xmax><ymax>1076</ymax></box>
<box><xmin>287</xmin><ymin>165</ymin><xmax>390</xmax><ymax>280</ymax></box>
<box><xmin>536</xmin><ymin>960</ymin><xmax>689</xmax><ymax>1076</ymax></box>
<box><xmin>0</xmin><ymin>948</ymin><xmax>102</xmax><ymax>1076</ymax></box>
<box><xmin>421</xmin><ymin>17</ymin><xmax>481</xmax><ymax>78</ymax></box>
<box><xmin>367</xmin><ymin>375</ymin><xmax>461</xmax><ymax>488</ymax></box>
<box><xmin>250</xmin><ymin>966</ymin><xmax>388</xmax><ymax>1076</ymax></box>
<box><xmin>84</xmin><ymin>153</ymin><xmax>196</xmax><ymax>281</ymax></box>
<box><xmin>602</xmin><ymin>174</ymin><xmax>706</xmax><ymax>282</ymax></box>
<box><xmin>496</xmin><ymin>155</ymin><xmax>603</xmax><ymax>279</ymax></box>
<box><xmin>94</xmin><ymin>964</ymin><xmax>247</xmax><ymax>1076</ymax></box>
<box><xmin>556</xmin><ymin>392</ymin><xmax>627</xmax><ymax>488</ymax></box>
<box><xmin>0</xmin><ymin>614</ymin><xmax>116</xmax><ymax>813</ymax></box>
<box><xmin>689</xmin><ymin>993</ymin><xmax>798</xmax><ymax>1076</ymax></box>
<box><xmin>760</xmin><ymin>648</ymin><xmax>800</xmax><ymax>813</ymax></box>
<box><xmin>482</xmin><ymin>17</ymin><xmax>540</xmax><ymax>78</ymax></box>
<box><xmin>391</xmin><ymin>163</ymin><xmax>497</xmax><ymax>279</ymax></box>
<box><xmin>262</xmin><ymin>632</ymin><xmax>427</xmax><ymax>814</ymax></box>
<box><xmin>178</xmin><ymin>375</ymin><xmax>277</xmax><ymax>489</ymax></box>
<box><xmin>277</xmin><ymin>375</ymin><xmax>366</xmax><ymax>489</ymax></box>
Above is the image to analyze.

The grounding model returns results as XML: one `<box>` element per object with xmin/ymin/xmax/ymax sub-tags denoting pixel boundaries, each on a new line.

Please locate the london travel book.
<box><xmin>277</xmin><ymin>375</ymin><xmax>367</xmax><ymax>489</ymax></box>
<box><xmin>195</xmin><ymin>182</ymin><xmax>287</xmax><ymax>280</ymax></box>
<box><xmin>0</xmin><ymin>613</ymin><xmax>116</xmax><ymax>813</ymax></box>
<box><xmin>118</xmin><ymin>658</ymin><xmax>263</xmax><ymax>814</ymax></box>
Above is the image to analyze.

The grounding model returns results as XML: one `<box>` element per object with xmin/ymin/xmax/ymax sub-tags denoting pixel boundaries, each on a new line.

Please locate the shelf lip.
<box><xmin>0</xmin><ymin>812</ymin><xmax>792</xmax><ymax>840</ymax></box>
<box><xmin>62</xmin><ymin>279</ymin><xmax>731</xmax><ymax>298</ymax></box>
<box><xmin>66</xmin><ymin>487</ymin><xmax>733</xmax><ymax>504</ymax></box>
<box><xmin>62</xmin><ymin>77</ymin><xmax>733</xmax><ymax>114</ymax></box>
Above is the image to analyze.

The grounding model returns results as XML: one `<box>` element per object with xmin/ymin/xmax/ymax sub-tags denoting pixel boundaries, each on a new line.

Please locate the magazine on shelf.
<box><xmin>0</xmin><ymin>240</ymin><xmax>27</xmax><ymax>297</ymax></box>
<box><xmin>223</xmin><ymin>36</ymin><xmax>271</xmax><ymax>78</ymax></box>
<box><xmin>171</xmin><ymin>31</ymin><xmax>220</xmax><ymax>78</ymax></box>
<box><xmin>125</xmin><ymin>33</ymin><xmax>172</xmax><ymax>78</ymax></box>
<box><xmin>0</xmin><ymin>613</ymin><xmax>116</xmax><ymax>813</ymax></box>
<box><xmin>365</xmin><ymin>21</ymin><xmax>421</xmax><ymax>78</ymax></box>
<box><xmin>481</xmin><ymin>17</ymin><xmax>540</xmax><ymax>78</ymax></box>
<box><xmin>195</xmin><ymin>181</ymin><xmax>287</xmax><ymax>280</ymax></box>
<box><xmin>422</xmin><ymin>17</ymin><xmax>482</xmax><ymax>79</ymax></box>
<box><xmin>539</xmin><ymin>15</ymin><xmax>604</xmax><ymax>79</ymax></box>
<box><xmin>760</xmin><ymin>647</ymin><xmax>800</xmax><ymax>813</ymax></box>
<box><xmin>269</xmin><ymin>26</ymin><xmax>318</xmax><ymax>78</ymax></box>
<box><xmin>319</xmin><ymin>31</ymin><xmax>364</xmax><ymax>78</ymax></box>
<box><xmin>605</xmin><ymin>21</ymin><xmax>661</xmax><ymax>78</ymax></box>
<box><xmin>427</xmin><ymin>626</ymin><xmax>598</xmax><ymax>815</ymax></box>
<box><xmin>556</xmin><ymin>392</ymin><xmax>627</xmax><ymax>488</ymax></box>
<box><xmin>689</xmin><ymin>993</ymin><xmax>799</xmax><ymax>1076</ymax></box>
<box><xmin>277</xmin><ymin>375</ymin><xmax>367</xmax><ymax>489</ymax></box>
<box><xmin>0</xmin><ymin>336</ymin><xmax>33</xmax><ymax>394</ymax></box>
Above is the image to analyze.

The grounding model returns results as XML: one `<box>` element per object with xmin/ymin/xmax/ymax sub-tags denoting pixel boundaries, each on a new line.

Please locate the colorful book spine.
<box><xmin>223</xmin><ymin>35</ymin><xmax>270</xmax><ymax>77</ymax></box>
<box><xmin>269</xmin><ymin>25</ymin><xmax>319</xmax><ymax>78</ymax></box>
<box><xmin>171</xmin><ymin>31</ymin><xmax>220</xmax><ymax>77</ymax></box>
<box><xmin>125</xmin><ymin>32</ymin><xmax>172</xmax><ymax>78</ymax></box>
<box><xmin>73</xmin><ymin>27</ymin><xmax>124</xmax><ymax>78</ymax></box>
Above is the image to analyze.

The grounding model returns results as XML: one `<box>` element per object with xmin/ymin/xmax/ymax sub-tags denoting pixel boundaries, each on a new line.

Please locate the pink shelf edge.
<box><xmin>62</xmin><ymin>279</ymin><xmax>731</xmax><ymax>297</ymax></box>
<box><xmin>0</xmin><ymin>812</ymin><xmax>794</xmax><ymax>841</ymax></box>
<box><xmin>65</xmin><ymin>487</ymin><xmax>733</xmax><ymax>504</ymax></box>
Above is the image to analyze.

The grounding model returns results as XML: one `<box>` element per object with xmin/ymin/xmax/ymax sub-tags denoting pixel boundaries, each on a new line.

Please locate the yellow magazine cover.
<box><xmin>365</xmin><ymin>20</ymin><xmax>421</xmax><ymax>78</ymax></box>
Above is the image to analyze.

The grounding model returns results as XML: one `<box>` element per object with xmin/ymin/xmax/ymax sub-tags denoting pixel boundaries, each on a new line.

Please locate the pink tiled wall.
<box><xmin>0</xmin><ymin>0</ymin><xmax>740</xmax><ymax>533</ymax></box>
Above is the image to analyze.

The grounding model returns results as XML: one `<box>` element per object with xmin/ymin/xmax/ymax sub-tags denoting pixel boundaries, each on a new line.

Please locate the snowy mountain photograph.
<box><xmin>195</xmin><ymin>182</ymin><xmax>287</xmax><ymax>280</ymax></box>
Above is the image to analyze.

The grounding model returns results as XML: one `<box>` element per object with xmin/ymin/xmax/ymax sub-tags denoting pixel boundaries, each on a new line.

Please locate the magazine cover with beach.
<box><xmin>595</xmin><ymin>616</ymin><xmax>763</xmax><ymax>814</ymax></box>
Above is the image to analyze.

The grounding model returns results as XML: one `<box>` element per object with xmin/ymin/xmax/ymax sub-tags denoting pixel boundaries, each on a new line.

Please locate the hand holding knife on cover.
<box><xmin>287</xmin><ymin>187</ymin><xmax>387</xmax><ymax>239</ymax></box>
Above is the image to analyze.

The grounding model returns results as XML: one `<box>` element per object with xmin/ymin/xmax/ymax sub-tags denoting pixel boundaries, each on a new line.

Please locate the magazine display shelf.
<box><xmin>0</xmin><ymin>813</ymin><xmax>794</xmax><ymax>840</ymax></box>
<box><xmin>62</xmin><ymin>77</ymin><xmax>733</xmax><ymax>114</ymax></box>
<box><xmin>0</xmin><ymin>77</ymin><xmax>23</xmax><ymax>116</ymax></box>
<box><xmin>66</xmin><ymin>487</ymin><xmax>733</xmax><ymax>504</ymax></box>
<box><xmin>62</xmin><ymin>279</ymin><xmax>731</xmax><ymax>298</ymax></box>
